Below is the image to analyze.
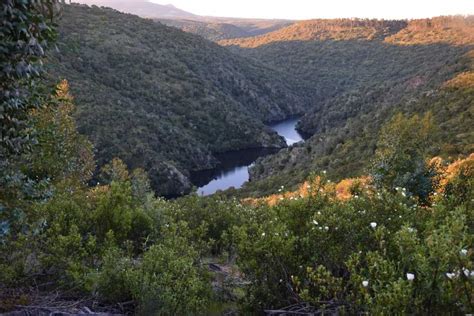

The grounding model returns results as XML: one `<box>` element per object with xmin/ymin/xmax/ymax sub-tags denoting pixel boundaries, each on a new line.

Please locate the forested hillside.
<box><xmin>159</xmin><ymin>18</ymin><xmax>293</xmax><ymax>41</ymax></box>
<box><xmin>47</xmin><ymin>4</ymin><xmax>307</xmax><ymax>197</ymax></box>
<box><xmin>159</xmin><ymin>19</ymin><xmax>252</xmax><ymax>41</ymax></box>
<box><xmin>219</xmin><ymin>17</ymin><xmax>474</xmax><ymax>196</ymax></box>
<box><xmin>75</xmin><ymin>0</ymin><xmax>292</xmax><ymax>41</ymax></box>
<box><xmin>2</xmin><ymin>1</ymin><xmax>473</xmax><ymax>315</ymax></box>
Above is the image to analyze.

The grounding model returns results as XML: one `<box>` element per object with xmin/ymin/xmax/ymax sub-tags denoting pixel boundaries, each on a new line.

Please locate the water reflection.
<box><xmin>270</xmin><ymin>117</ymin><xmax>304</xmax><ymax>145</ymax></box>
<box><xmin>190</xmin><ymin>148</ymin><xmax>278</xmax><ymax>195</ymax></box>
<box><xmin>191</xmin><ymin>117</ymin><xmax>304</xmax><ymax>196</ymax></box>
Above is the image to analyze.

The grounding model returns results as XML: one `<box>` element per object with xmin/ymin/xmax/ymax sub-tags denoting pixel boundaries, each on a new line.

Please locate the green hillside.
<box><xmin>47</xmin><ymin>4</ymin><xmax>307</xmax><ymax>196</ymax></box>
<box><xmin>219</xmin><ymin>17</ymin><xmax>474</xmax><ymax>196</ymax></box>
<box><xmin>160</xmin><ymin>18</ymin><xmax>293</xmax><ymax>41</ymax></box>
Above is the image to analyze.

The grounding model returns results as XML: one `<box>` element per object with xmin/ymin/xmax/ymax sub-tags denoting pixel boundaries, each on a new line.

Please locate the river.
<box><xmin>191</xmin><ymin>117</ymin><xmax>304</xmax><ymax>196</ymax></box>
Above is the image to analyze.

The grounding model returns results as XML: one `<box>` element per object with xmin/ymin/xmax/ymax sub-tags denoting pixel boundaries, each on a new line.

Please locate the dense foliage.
<box><xmin>1</xmin><ymin>83</ymin><xmax>472</xmax><ymax>313</ymax></box>
<box><xmin>1</xmin><ymin>4</ymin><xmax>473</xmax><ymax>315</ymax></box>
<box><xmin>160</xmin><ymin>18</ymin><xmax>292</xmax><ymax>42</ymax></box>
<box><xmin>0</xmin><ymin>0</ymin><xmax>59</xmax><ymax>154</ymax></box>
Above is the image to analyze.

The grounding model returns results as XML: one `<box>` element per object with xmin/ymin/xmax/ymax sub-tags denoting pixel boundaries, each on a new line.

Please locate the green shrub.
<box><xmin>129</xmin><ymin>223</ymin><xmax>212</xmax><ymax>315</ymax></box>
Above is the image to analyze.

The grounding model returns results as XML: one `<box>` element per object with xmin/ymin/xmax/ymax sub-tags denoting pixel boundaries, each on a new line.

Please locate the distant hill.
<box><xmin>158</xmin><ymin>19</ymin><xmax>252</xmax><ymax>41</ymax></box>
<box><xmin>219</xmin><ymin>19</ymin><xmax>408</xmax><ymax>47</ymax></box>
<box><xmin>73</xmin><ymin>0</ymin><xmax>198</xmax><ymax>19</ymax></box>
<box><xmin>159</xmin><ymin>18</ymin><xmax>293</xmax><ymax>41</ymax></box>
<box><xmin>72</xmin><ymin>0</ymin><xmax>292</xmax><ymax>41</ymax></box>
<box><xmin>48</xmin><ymin>4</ymin><xmax>307</xmax><ymax>197</ymax></box>
<box><xmin>220</xmin><ymin>17</ymin><xmax>474</xmax><ymax>197</ymax></box>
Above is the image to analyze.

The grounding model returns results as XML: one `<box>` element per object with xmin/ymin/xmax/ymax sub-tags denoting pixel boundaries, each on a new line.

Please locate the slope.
<box><xmin>47</xmin><ymin>4</ymin><xmax>308</xmax><ymax>197</ymax></box>
<box><xmin>219</xmin><ymin>17</ymin><xmax>474</xmax><ymax>196</ymax></box>
<box><xmin>159</xmin><ymin>18</ymin><xmax>293</xmax><ymax>41</ymax></box>
<box><xmin>73</xmin><ymin>0</ymin><xmax>292</xmax><ymax>41</ymax></box>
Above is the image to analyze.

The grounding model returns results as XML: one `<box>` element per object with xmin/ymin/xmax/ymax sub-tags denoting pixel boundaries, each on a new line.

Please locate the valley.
<box><xmin>1</xmin><ymin>1</ymin><xmax>473</xmax><ymax>315</ymax></box>
<box><xmin>48</xmin><ymin>4</ymin><xmax>307</xmax><ymax>197</ymax></box>
<box><xmin>49</xmin><ymin>5</ymin><xmax>473</xmax><ymax>198</ymax></box>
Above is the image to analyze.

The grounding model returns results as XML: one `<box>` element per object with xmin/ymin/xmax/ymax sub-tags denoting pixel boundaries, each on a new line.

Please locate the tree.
<box><xmin>1</xmin><ymin>0</ymin><xmax>61</xmax><ymax>240</ymax></box>
<box><xmin>27</xmin><ymin>80</ymin><xmax>95</xmax><ymax>184</ymax></box>
<box><xmin>371</xmin><ymin>112</ymin><xmax>437</xmax><ymax>203</ymax></box>
<box><xmin>0</xmin><ymin>0</ymin><xmax>60</xmax><ymax>154</ymax></box>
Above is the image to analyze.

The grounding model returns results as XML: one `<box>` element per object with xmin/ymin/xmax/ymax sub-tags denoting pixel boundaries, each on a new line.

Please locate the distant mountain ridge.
<box><xmin>220</xmin><ymin>16</ymin><xmax>474</xmax><ymax>48</ymax></box>
<box><xmin>73</xmin><ymin>0</ymin><xmax>198</xmax><ymax>19</ymax></box>
<box><xmin>159</xmin><ymin>18</ymin><xmax>293</xmax><ymax>41</ymax></box>
<box><xmin>72</xmin><ymin>0</ymin><xmax>293</xmax><ymax>40</ymax></box>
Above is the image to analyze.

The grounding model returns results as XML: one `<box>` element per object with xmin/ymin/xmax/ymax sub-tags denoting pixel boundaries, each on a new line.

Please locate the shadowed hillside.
<box><xmin>159</xmin><ymin>18</ymin><xmax>293</xmax><ymax>41</ymax></box>
<box><xmin>47</xmin><ymin>4</ymin><xmax>308</xmax><ymax>197</ymax></box>
<box><xmin>74</xmin><ymin>0</ymin><xmax>293</xmax><ymax>41</ymax></box>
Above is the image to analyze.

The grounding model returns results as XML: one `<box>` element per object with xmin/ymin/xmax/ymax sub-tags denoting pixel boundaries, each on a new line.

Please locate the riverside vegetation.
<box><xmin>1</xmin><ymin>1</ymin><xmax>473</xmax><ymax>315</ymax></box>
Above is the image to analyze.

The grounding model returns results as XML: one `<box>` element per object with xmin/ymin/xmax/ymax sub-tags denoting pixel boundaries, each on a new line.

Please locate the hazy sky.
<box><xmin>151</xmin><ymin>0</ymin><xmax>474</xmax><ymax>20</ymax></box>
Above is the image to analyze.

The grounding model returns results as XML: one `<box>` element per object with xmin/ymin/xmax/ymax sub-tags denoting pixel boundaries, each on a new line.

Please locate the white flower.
<box><xmin>407</xmin><ymin>228</ymin><xmax>415</xmax><ymax>233</ymax></box>
<box><xmin>370</xmin><ymin>222</ymin><xmax>377</xmax><ymax>229</ymax></box>
<box><xmin>462</xmin><ymin>268</ymin><xmax>470</xmax><ymax>277</ymax></box>
<box><xmin>406</xmin><ymin>273</ymin><xmax>415</xmax><ymax>281</ymax></box>
<box><xmin>460</xmin><ymin>249</ymin><xmax>468</xmax><ymax>256</ymax></box>
<box><xmin>401</xmin><ymin>192</ymin><xmax>406</xmax><ymax>197</ymax></box>
<box><xmin>324</xmin><ymin>226</ymin><xmax>329</xmax><ymax>231</ymax></box>
<box><xmin>362</xmin><ymin>280</ymin><xmax>369</xmax><ymax>287</ymax></box>
<box><xmin>323</xmin><ymin>170</ymin><xmax>327</xmax><ymax>174</ymax></box>
<box><xmin>317</xmin><ymin>211</ymin><xmax>321</xmax><ymax>215</ymax></box>
<box><xmin>312</xmin><ymin>220</ymin><xmax>318</xmax><ymax>225</ymax></box>
<box><xmin>446</xmin><ymin>272</ymin><xmax>457</xmax><ymax>279</ymax></box>
<box><xmin>261</xmin><ymin>232</ymin><xmax>266</xmax><ymax>237</ymax></box>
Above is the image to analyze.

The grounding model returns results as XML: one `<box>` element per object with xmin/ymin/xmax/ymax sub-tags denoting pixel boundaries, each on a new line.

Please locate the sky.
<box><xmin>151</xmin><ymin>0</ymin><xmax>474</xmax><ymax>20</ymax></box>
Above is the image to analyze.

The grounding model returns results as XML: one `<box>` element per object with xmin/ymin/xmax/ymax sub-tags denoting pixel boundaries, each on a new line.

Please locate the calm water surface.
<box><xmin>192</xmin><ymin>117</ymin><xmax>304</xmax><ymax>196</ymax></box>
<box><xmin>270</xmin><ymin>117</ymin><xmax>304</xmax><ymax>145</ymax></box>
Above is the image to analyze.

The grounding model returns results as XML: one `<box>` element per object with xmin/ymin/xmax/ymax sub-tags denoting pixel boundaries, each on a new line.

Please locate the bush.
<box><xmin>129</xmin><ymin>223</ymin><xmax>212</xmax><ymax>315</ymax></box>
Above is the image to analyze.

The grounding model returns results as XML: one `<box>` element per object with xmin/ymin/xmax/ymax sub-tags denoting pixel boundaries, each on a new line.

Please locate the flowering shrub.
<box><xmin>233</xmin><ymin>173</ymin><xmax>473</xmax><ymax>313</ymax></box>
